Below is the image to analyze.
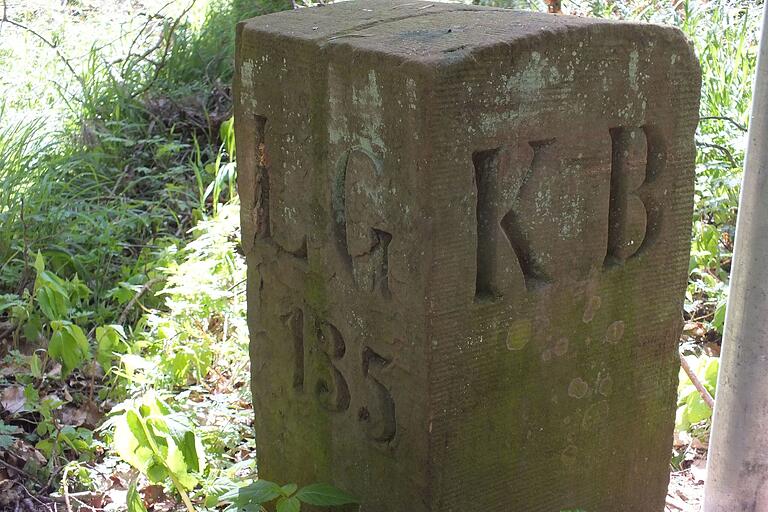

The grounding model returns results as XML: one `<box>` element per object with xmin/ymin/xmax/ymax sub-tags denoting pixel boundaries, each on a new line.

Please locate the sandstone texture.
<box><xmin>234</xmin><ymin>2</ymin><xmax>701</xmax><ymax>510</ymax></box>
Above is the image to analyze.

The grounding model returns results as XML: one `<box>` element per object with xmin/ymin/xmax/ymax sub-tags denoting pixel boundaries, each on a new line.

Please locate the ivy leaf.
<box><xmin>276</xmin><ymin>496</ymin><xmax>301</xmax><ymax>512</ymax></box>
<box><xmin>295</xmin><ymin>484</ymin><xmax>358</xmax><ymax>506</ymax></box>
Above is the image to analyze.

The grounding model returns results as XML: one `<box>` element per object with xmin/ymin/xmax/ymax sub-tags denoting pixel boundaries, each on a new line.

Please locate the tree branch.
<box><xmin>680</xmin><ymin>353</ymin><xmax>715</xmax><ymax>409</ymax></box>
<box><xmin>1</xmin><ymin>0</ymin><xmax>82</xmax><ymax>86</ymax></box>
<box><xmin>700</xmin><ymin>115</ymin><xmax>748</xmax><ymax>133</ymax></box>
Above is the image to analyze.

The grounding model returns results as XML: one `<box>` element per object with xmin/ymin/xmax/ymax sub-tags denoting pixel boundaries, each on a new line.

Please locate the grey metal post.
<box><xmin>704</xmin><ymin>4</ymin><xmax>768</xmax><ymax>511</ymax></box>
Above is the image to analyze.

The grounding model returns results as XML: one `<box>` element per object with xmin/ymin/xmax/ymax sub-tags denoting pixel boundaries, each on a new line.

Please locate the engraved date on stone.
<box><xmin>289</xmin><ymin>310</ymin><xmax>397</xmax><ymax>443</ymax></box>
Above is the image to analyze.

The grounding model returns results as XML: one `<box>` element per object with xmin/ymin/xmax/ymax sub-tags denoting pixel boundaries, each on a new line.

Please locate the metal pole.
<box><xmin>704</xmin><ymin>3</ymin><xmax>768</xmax><ymax>511</ymax></box>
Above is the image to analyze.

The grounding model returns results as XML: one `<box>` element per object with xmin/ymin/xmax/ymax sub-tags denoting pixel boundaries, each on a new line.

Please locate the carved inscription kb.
<box><xmin>474</xmin><ymin>126</ymin><xmax>664</xmax><ymax>300</ymax></box>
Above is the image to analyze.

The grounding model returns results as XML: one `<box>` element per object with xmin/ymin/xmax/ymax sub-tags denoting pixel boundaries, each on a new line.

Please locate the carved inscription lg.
<box><xmin>289</xmin><ymin>309</ymin><xmax>397</xmax><ymax>443</ymax></box>
<box><xmin>334</xmin><ymin>148</ymin><xmax>393</xmax><ymax>298</ymax></box>
<box><xmin>474</xmin><ymin>126</ymin><xmax>663</xmax><ymax>300</ymax></box>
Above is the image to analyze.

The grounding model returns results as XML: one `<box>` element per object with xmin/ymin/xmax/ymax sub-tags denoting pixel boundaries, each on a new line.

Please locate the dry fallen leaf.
<box><xmin>57</xmin><ymin>406</ymin><xmax>87</xmax><ymax>427</ymax></box>
<box><xmin>141</xmin><ymin>484</ymin><xmax>167</xmax><ymax>506</ymax></box>
<box><xmin>0</xmin><ymin>386</ymin><xmax>26</xmax><ymax>414</ymax></box>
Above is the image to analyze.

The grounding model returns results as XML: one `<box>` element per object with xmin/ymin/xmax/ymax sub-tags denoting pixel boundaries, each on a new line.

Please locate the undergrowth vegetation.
<box><xmin>0</xmin><ymin>0</ymin><xmax>760</xmax><ymax>510</ymax></box>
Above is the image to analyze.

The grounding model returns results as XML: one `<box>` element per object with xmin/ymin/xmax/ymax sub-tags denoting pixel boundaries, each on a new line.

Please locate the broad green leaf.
<box><xmin>113</xmin><ymin>410</ymin><xmax>154</xmax><ymax>475</ymax></box>
<box><xmin>230</xmin><ymin>480</ymin><xmax>282</xmax><ymax>506</ymax></box>
<box><xmin>684</xmin><ymin>392</ymin><xmax>712</xmax><ymax>425</ymax></box>
<box><xmin>96</xmin><ymin>325</ymin><xmax>127</xmax><ymax>370</ymax></box>
<box><xmin>163</xmin><ymin>433</ymin><xmax>197</xmax><ymax>490</ymax></box>
<box><xmin>37</xmin><ymin>285</ymin><xmax>69</xmax><ymax>321</ymax></box>
<box><xmin>64</xmin><ymin>324</ymin><xmax>90</xmax><ymax>358</ymax></box>
<box><xmin>178</xmin><ymin>429</ymin><xmax>203</xmax><ymax>473</ymax></box>
<box><xmin>146</xmin><ymin>462</ymin><xmax>169</xmax><ymax>483</ymax></box>
<box><xmin>48</xmin><ymin>322</ymin><xmax>90</xmax><ymax>376</ymax></box>
<box><xmin>276</xmin><ymin>496</ymin><xmax>301</xmax><ymax>512</ymax></box>
<box><xmin>295</xmin><ymin>484</ymin><xmax>358</xmax><ymax>506</ymax></box>
<box><xmin>280</xmin><ymin>483</ymin><xmax>298</xmax><ymax>497</ymax></box>
<box><xmin>35</xmin><ymin>438</ymin><xmax>54</xmax><ymax>458</ymax></box>
<box><xmin>703</xmin><ymin>358</ymin><xmax>720</xmax><ymax>390</ymax></box>
<box><xmin>48</xmin><ymin>329</ymin><xmax>78</xmax><ymax>376</ymax></box>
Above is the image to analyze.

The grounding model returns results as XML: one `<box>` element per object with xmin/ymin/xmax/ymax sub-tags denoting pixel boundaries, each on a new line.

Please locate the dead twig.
<box><xmin>0</xmin><ymin>457</ymin><xmax>41</xmax><ymax>485</ymax></box>
<box><xmin>129</xmin><ymin>0</ymin><xmax>197</xmax><ymax>99</ymax></box>
<box><xmin>118</xmin><ymin>276</ymin><xmax>163</xmax><ymax>325</ymax></box>
<box><xmin>680</xmin><ymin>353</ymin><xmax>715</xmax><ymax>409</ymax></box>
<box><xmin>62</xmin><ymin>465</ymin><xmax>73</xmax><ymax>512</ymax></box>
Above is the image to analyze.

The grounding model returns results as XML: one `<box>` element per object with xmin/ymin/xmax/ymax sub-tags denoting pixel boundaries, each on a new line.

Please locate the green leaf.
<box><xmin>711</xmin><ymin>301</ymin><xmax>727</xmax><ymax>334</ymax></box>
<box><xmin>113</xmin><ymin>409</ymin><xmax>155</xmax><ymax>475</ymax></box>
<box><xmin>684</xmin><ymin>392</ymin><xmax>712</xmax><ymax>425</ymax></box>
<box><xmin>37</xmin><ymin>285</ymin><xmax>69</xmax><ymax>321</ymax></box>
<box><xmin>127</xmin><ymin>476</ymin><xmax>148</xmax><ymax>512</ymax></box>
<box><xmin>276</xmin><ymin>496</ymin><xmax>301</xmax><ymax>512</ymax></box>
<box><xmin>33</xmin><ymin>251</ymin><xmax>45</xmax><ymax>274</ymax></box>
<box><xmin>0</xmin><ymin>434</ymin><xmax>14</xmax><ymax>450</ymax></box>
<box><xmin>23</xmin><ymin>314</ymin><xmax>43</xmax><ymax>344</ymax></box>
<box><xmin>29</xmin><ymin>353</ymin><xmax>42</xmax><ymax>378</ymax></box>
<box><xmin>230</xmin><ymin>480</ymin><xmax>282</xmax><ymax>506</ymax></box>
<box><xmin>96</xmin><ymin>325</ymin><xmax>127</xmax><ymax>370</ymax></box>
<box><xmin>64</xmin><ymin>323</ymin><xmax>91</xmax><ymax>358</ymax></box>
<box><xmin>280</xmin><ymin>483</ymin><xmax>298</xmax><ymax>497</ymax></box>
<box><xmin>703</xmin><ymin>357</ymin><xmax>720</xmax><ymax>390</ymax></box>
<box><xmin>48</xmin><ymin>322</ymin><xmax>90</xmax><ymax>376</ymax></box>
<box><xmin>0</xmin><ymin>421</ymin><xmax>21</xmax><ymax>450</ymax></box>
<box><xmin>295</xmin><ymin>484</ymin><xmax>358</xmax><ymax>506</ymax></box>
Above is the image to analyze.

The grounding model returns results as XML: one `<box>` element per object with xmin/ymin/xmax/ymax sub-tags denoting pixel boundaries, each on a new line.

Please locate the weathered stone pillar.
<box><xmin>234</xmin><ymin>2</ymin><xmax>700</xmax><ymax>510</ymax></box>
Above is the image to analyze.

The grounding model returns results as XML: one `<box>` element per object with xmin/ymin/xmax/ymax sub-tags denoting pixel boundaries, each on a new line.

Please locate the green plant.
<box><xmin>107</xmin><ymin>390</ymin><xmax>205</xmax><ymax>512</ymax></box>
<box><xmin>222</xmin><ymin>480</ymin><xmax>358</xmax><ymax>512</ymax></box>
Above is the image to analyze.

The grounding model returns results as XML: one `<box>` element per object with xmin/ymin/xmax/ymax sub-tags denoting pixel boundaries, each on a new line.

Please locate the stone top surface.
<box><xmin>239</xmin><ymin>0</ymin><xmax>687</xmax><ymax>64</ymax></box>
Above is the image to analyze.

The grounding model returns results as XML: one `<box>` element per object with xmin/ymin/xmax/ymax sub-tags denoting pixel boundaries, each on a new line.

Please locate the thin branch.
<box><xmin>698</xmin><ymin>141</ymin><xmax>739</xmax><ymax>169</ymax></box>
<box><xmin>700</xmin><ymin>115</ymin><xmax>748</xmax><ymax>133</ymax></box>
<box><xmin>0</xmin><ymin>457</ymin><xmax>40</xmax><ymax>484</ymax></box>
<box><xmin>129</xmin><ymin>0</ymin><xmax>197</xmax><ymax>99</ymax></box>
<box><xmin>118</xmin><ymin>276</ymin><xmax>163</xmax><ymax>325</ymax></box>
<box><xmin>62</xmin><ymin>465</ymin><xmax>74</xmax><ymax>512</ymax></box>
<box><xmin>680</xmin><ymin>353</ymin><xmax>715</xmax><ymax>409</ymax></box>
<box><xmin>1</xmin><ymin>0</ymin><xmax>82</xmax><ymax>87</ymax></box>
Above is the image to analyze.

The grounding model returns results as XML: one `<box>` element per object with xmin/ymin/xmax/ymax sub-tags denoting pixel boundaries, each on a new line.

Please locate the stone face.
<box><xmin>234</xmin><ymin>2</ymin><xmax>700</xmax><ymax>511</ymax></box>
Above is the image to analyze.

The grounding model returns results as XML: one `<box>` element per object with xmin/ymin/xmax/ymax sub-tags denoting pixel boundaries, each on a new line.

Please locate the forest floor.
<box><xmin>0</xmin><ymin>0</ymin><xmax>758</xmax><ymax>511</ymax></box>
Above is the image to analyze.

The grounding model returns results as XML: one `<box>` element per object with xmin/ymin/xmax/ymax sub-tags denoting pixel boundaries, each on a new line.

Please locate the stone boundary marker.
<box><xmin>234</xmin><ymin>1</ymin><xmax>700</xmax><ymax>510</ymax></box>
